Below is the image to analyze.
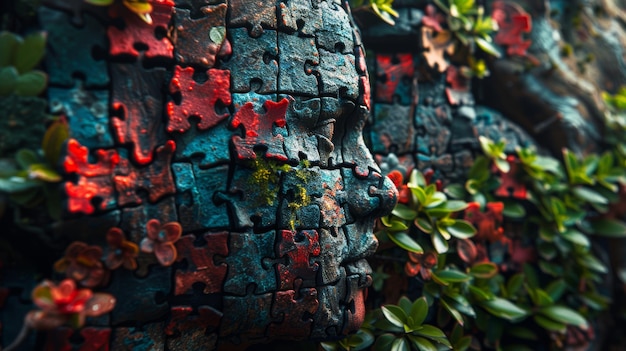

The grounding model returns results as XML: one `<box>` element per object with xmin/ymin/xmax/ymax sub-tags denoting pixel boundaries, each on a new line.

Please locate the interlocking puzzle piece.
<box><xmin>107</xmin><ymin>0</ymin><xmax>174</xmax><ymax>60</ymax></box>
<box><xmin>421</xmin><ymin>26</ymin><xmax>455</xmax><ymax>73</ymax></box>
<box><xmin>281</xmin><ymin>95</ymin><xmax>322</xmax><ymax>163</ymax></box>
<box><xmin>165</xmin><ymin>306</ymin><xmax>221</xmax><ymax>350</ymax></box>
<box><xmin>215</xmin><ymin>164</ymin><xmax>281</xmax><ymax>230</ymax></box>
<box><xmin>445</xmin><ymin>65</ymin><xmax>474</xmax><ymax>106</ymax></box>
<box><xmin>173</xmin><ymin>120</ymin><xmax>232</xmax><ymax>168</ymax></box>
<box><xmin>316</xmin><ymin>227</ymin><xmax>346</xmax><ymax>285</ymax></box>
<box><xmin>276</xmin><ymin>230</ymin><xmax>321</xmax><ymax>290</ymax></box>
<box><xmin>278</xmin><ymin>0</ymin><xmax>323</xmax><ymax>36</ymax></box>
<box><xmin>223</xmin><ymin>232</ymin><xmax>277</xmax><ymax>295</ymax></box>
<box><xmin>220</xmin><ymin>292</ymin><xmax>274</xmax><ymax>338</ymax></box>
<box><xmin>166</xmin><ymin>66</ymin><xmax>231</xmax><ymax>133</ymax></box>
<box><xmin>317</xmin><ymin>0</ymin><xmax>353</xmax><ymax>54</ymax></box>
<box><xmin>174</xmin><ymin>232</ymin><xmax>228</xmax><ymax>295</ymax></box>
<box><xmin>230</xmin><ymin>98</ymin><xmax>289</xmax><ymax>161</ymax></box>
<box><xmin>64</xmin><ymin>139</ymin><xmax>119</xmax><ymax>177</ymax></box>
<box><xmin>110</xmin><ymin>322</ymin><xmax>165</xmax><ymax>351</ymax></box>
<box><xmin>493</xmin><ymin>1</ymin><xmax>532</xmax><ymax>57</ymax></box>
<box><xmin>41</xmin><ymin>0</ymin><xmax>108</xmax><ymax>26</ymax></box>
<box><xmin>343</xmin><ymin>275</ymin><xmax>366</xmax><ymax>334</ymax></box>
<box><xmin>268</xmin><ymin>288</ymin><xmax>319</xmax><ymax>339</ymax></box>
<box><xmin>107</xmin><ymin>264</ymin><xmax>171</xmax><ymax>324</ymax></box>
<box><xmin>370</xmin><ymin>103</ymin><xmax>414</xmax><ymax>154</ymax></box>
<box><xmin>113</xmin><ymin>141</ymin><xmax>176</xmax><ymax>206</ymax></box>
<box><xmin>39</xmin><ymin>7</ymin><xmax>109</xmax><ymax>88</ymax></box>
<box><xmin>277</xmin><ymin>166</ymin><xmax>324</xmax><ymax>229</ymax></box>
<box><xmin>317</xmin><ymin>170</ymin><xmax>347</xmax><ymax>229</ymax></box>
<box><xmin>375</xmin><ymin>53</ymin><xmax>415</xmax><ymax>104</ymax></box>
<box><xmin>336</xmin><ymin>106</ymin><xmax>379</xmax><ymax>176</ymax></box>
<box><xmin>222</xmin><ymin>28</ymin><xmax>278</xmax><ymax>93</ymax></box>
<box><xmin>172</xmin><ymin>163</ymin><xmax>229</xmax><ymax>231</ymax></box>
<box><xmin>316</xmin><ymin>49</ymin><xmax>359</xmax><ymax>100</ymax></box>
<box><xmin>171</xmin><ymin>5</ymin><xmax>228</xmax><ymax>67</ymax></box>
<box><xmin>311</xmin><ymin>278</ymin><xmax>346</xmax><ymax>339</ymax></box>
<box><xmin>48</xmin><ymin>87</ymin><xmax>112</xmax><ymax>149</ymax></box>
<box><xmin>278</xmin><ymin>32</ymin><xmax>319</xmax><ymax>96</ymax></box>
<box><xmin>111</xmin><ymin>63</ymin><xmax>167</xmax><ymax>165</ymax></box>
<box><xmin>494</xmin><ymin>156</ymin><xmax>528</xmax><ymax>199</ymax></box>
<box><xmin>228</xmin><ymin>0</ymin><xmax>276</xmax><ymax>37</ymax></box>
<box><xmin>341</xmin><ymin>169</ymin><xmax>395</xmax><ymax>220</ymax></box>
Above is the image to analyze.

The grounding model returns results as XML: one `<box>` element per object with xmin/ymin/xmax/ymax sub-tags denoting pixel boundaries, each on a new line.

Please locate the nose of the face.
<box><xmin>342</xmin><ymin>169</ymin><xmax>398</xmax><ymax>220</ymax></box>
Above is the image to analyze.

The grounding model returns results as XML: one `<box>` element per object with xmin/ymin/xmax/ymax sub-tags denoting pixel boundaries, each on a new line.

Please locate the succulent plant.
<box><xmin>0</xmin><ymin>31</ymin><xmax>48</xmax><ymax>97</ymax></box>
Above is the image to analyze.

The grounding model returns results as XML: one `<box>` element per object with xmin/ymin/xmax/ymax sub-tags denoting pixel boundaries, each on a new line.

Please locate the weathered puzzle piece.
<box><xmin>171</xmin><ymin>5</ymin><xmax>228</xmax><ymax>67</ymax></box>
<box><xmin>174</xmin><ymin>232</ymin><xmax>228</xmax><ymax>295</ymax></box>
<box><xmin>268</xmin><ymin>288</ymin><xmax>319</xmax><ymax>339</ymax></box>
<box><xmin>173</xmin><ymin>120</ymin><xmax>232</xmax><ymax>168</ymax></box>
<box><xmin>172</xmin><ymin>163</ymin><xmax>229</xmax><ymax>231</ymax></box>
<box><xmin>111</xmin><ymin>63</ymin><xmax>167</xmax><ymax>165</ymax></box>
<box><xmin>276</xmin><ymin>230</ymin><xmax>321</xmax><ymax>290</ymax></box>
<box><xmin>223</xmin><ymin>232</ymin><xmax>277</xmax><ymax>295</ymax></box>
<box><xmin>48</xmin><ymin>87</ymin><xmax>113</xmax><ymax>149</ymax></box>
<box><xmin>41</xmin><ymin>0</ymin><xmax>108</xmax><ymax>26</ymax></box>
<box><xmin>39</xmin><ymin>7</ymin><xmax>109</xmax><ymax>88</ymax></box>
<box><xmin>44</xmin><ymin>327</ymin><xmax>111</xmax><ymax>351</ymax></box>
<box><xmin>110</xmin><ymin>322</ymin><xmax>165</xmax><ymax>351</ymax></box>
<box><xmin>220</xmin><ymin>292</ymin><xmax>274</xmax><ymax>338</ymax></box>
<box><xmin>370</xmin><ymin>103</ymin><xmax>414</xmax><ymax>154</ymax></box>
<box><xmin>165</xmin><ymin>306</ymin><xmax>221</xmax><ymax>350</ymax></box>
<box><xmin>228</xmin><ymin>0</ymin><xmax>276</xmax><ymax>37</ymax></box>
<box><xmin>222</xmin><ymin>28</ymin><xmax>278</xmax><ymax>93</ymax></box>
<box><xmin>375</xmin><ymin>53</ymin><xmax>415</xmax><ymax>104</ymax></box>
<box><xmin>278</xmin><ymin>0</ymin><xmax>323</xmax><ymax>36</ymax></box>
<box><xmin>108</xmin><ymin>0</ymin><xmax>174</xmax><ymax>60</ymax></box>
<box><xmin>316</xmin><ymin>49</ymin><xmax>359</xmax><ymax>100</ymax></box>
<box><xmin>281</xmin><ymin>95</ymin><xmax>322</xmax><ymax>163</ymax></box>
<box><xmin>167</xmin><ymin>66</ymin><xmax>231</xmax><ymax>133</ymax></box>
<box><xmin>278</xmin><ymin>32</ymin><xmax>319</xmax><ymax>96</ymax></box>
<box><xmin>310</xmin><ymin>278</ymin><xmax>346</xmax><ymax>339</ymax></box>
<box><xmin>231</xmin><ymin>98</ymin><xmax>289</xmax><ymax>161</ymax></box>
<box><xmin>113</xmin><ymin>141</ymin><xmax>176</xmax><ymax>206</ymax></box>
<box><xmin>317</xmin><ymin>0</ymin><xmax>354</xmax><ymax>54</ymax></box>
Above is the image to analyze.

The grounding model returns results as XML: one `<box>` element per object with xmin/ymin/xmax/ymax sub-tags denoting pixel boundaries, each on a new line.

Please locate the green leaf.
<box><xmin>475</xmin><ymin>36</ymin><xmax>501</xmax><ymax>57</ymax></box>
<box><xmin>84</xmin><ymin>0</ymin><xmax>115</xmax><ymax>5</ymax></box>
<box><xmin>382</xmin><ymin>218</ymin><xmax>409</xmax><ymax>231</ymax></box>
<box><xmin>481</xmin><ymin>297</ymin><xmax>528</xmax><ymax>321</ymax></box>
<box><xmin>0</xmin><ymin>31</ymin><xmax>20</xmax><ymax>67</ymax></box>
<box><xmin>391</xmin><ymin>337</ymin><xmax>410</xmax><ymax>351</ymax></box>
<box><xmin>452</xmin><ymin>335</ymin><xmax>472</xmax><ymax>351</ymax></box>
<box><xmin>440</xmin><ymin>298</ymin><xmax>464</xmax><ymax>326</ymax></box>
<box><xmin>411</xmin><ymin>186</ymin><xmax>427</xmax><ymax>205</ymax></box>
<box><xmin>209</xmin><ymin>26</ymin><xmax>226</xmax><ymax>45</ymax></box>
<box><xmin>432</xmin><ymin>269</ymin><xmax>471</xmax><ymax>283</ymax></box>
<box><xmin>494</xmin><ymin>157</ymin><xmax>510</xmax><ymax>173</ymax></box>
<box><xmin>470</xmin><ymin>262</ymin><xmax>498</xmax><ymax>279</ymax></box>
<box><xmin>572</xmin><ymin>186</ymin><xmax>608</xmax><ymax>205</ymax></box>
<box><xmin>415</xmin><ymin>215</ymin><xmax>434</xmax><ymax>234</ymax></box>
<box><xmin>42</xmin><ymin>119</ymin><xmax>69</xmax><ymax>167</ymax></box>
<box><xmin>533</xmin><ymin>314</ymin><xmax>566</xmax><ymax>333</ymax></box>
<box><xmin>446</xmin><ymin>220</ymin><xmax>476</xmax><ymax>239</ymax></box>
<box><xmin>382</xmin><ymin>305</ymin><xmax>408</xmax><ymax>328</ymax></box>
<box><xmin>545</xmin><ymin>279</ymin><xmax>566</xmax><ymax>301</ymax></box>
<box><xmin>444</xmin><ymin>183</ymin><xmax>465</xmax><ymax>199</ymax></box>
<box><xmin>409</xmin><ymin>297</ymin><xmax>429</xmax><ymax>327</ymax></box>
<box><xmin>28</xmin><ymin>164</ymin><xmax>61</xmax><ymax>182</ymax></box>
<box><xmin>502</xmin><ymin>200</ymin><xmax>526</xmax><ymax>218</ymax></box>
<box><xmin>432</xmin><ymin>231</ymin><xmax>449</xmax><ymax>254</ymax></box>
<box><xmin>561</xmin><ymin>228</ymin><xmax>590</xmax><ymax>248</ymax></box>
<box><xmin>14</xmin><ymin>32</ymin><xmax>46</xmax><ymax>74</ymax></box>
<box><xmin>409</xmin><ymin>169</ymin><xmax>427</xmax><ymax>188</ymax></box>
<box><xmin>15</xmin><ymin>70</ymin><xmax>47</xmax><ymax>96</ymax></box>
<box><xmin>408</xmin><ymin>335</ymin><xmax>437</xmax><ymax>351</ymax></box>
<box><xmin>506</xmin><ymin>273</ymin><xmax>525</xmax><ymax>297</ymax></box>
<box><xmin>398</xmin><ymin>296</ymin><xmax>413</xmax><ymax>315</ymax></box>
<box><xmin>373</xmin><ymin>334</ymin><xmax>397</xmax><ymax>351</ymax></box>
<box><xmin>15</xmin><ymin>149</ymin><xmax>39</xmax><ymax>169</ymax></box>
<box><xmin>538</xmin><ymin>305</ymin><xmax>588</xmax><ymax>329</ymax></box>
<box><xmin>589</xmin><ymin>218</ymin><xmax>626</xmax><ymax>237</ymax></box>
<box><xmin>388</xmin><ymin>232</ymin><xmax>424</xmax><ymax>253</ymax></box>
<box><xmin>0</xmin><ymin>176</ymin><xmax>41</xmax><ymax>194</ymax></box>
<box><xmin>425</xmin><ymin>192</ymin><xmax>446</xmax><ymax>208</ymax></box>
<box><xmin>393</xmin><ymin>204</ymin><xmax>418</xmax><ymax>220</ymax></box>
<box><xmin>0</xmin><ymin>66</ymin><xmax>18</xmax><ymax>95</ymax></box>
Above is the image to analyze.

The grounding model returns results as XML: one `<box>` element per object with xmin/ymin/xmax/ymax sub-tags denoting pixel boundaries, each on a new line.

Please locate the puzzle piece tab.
<box><xmin>317</xmin><ymin>0</ymin><xmax>354</xmax><ymax>54</ymax></box>
<box><xmin>278</xmin><ymin>32</ymin><xmax>319</xmax><ymax>96</ymax></box>
<box><xmin>228</xmin><ymin>0</ymin><xmax>276</xmax><ymax>37</ymax></box>
<box><xmin>316</xmin><ymin>49</ymin><xmax>359</xmax><ymax>100</ymax></box>
<box><xmin>111</xmin><ymin>63</ymin><xmax>167</xmax><ymax>165</ymax></box>
<box><xmin>220</xmin><ymin>292</ymin><xmax>274</xmax><ymax>338</ymax></box>
<box><xmin>277</xmin><ymin>230</ymin><xmax>321</xmax><ymax>290</ymax></box>
<box><xmin>231</xmin><ymin>98</ymin><xmax>289</xmax><ymax>161</ymax></box>
<box><xmin>375</xmin><ymin>53</ymin><xmax>415</xmax><ymax>104</ymax></box>
<box><xmin>108</xmin><ymin>0</ymin><xmax>174</xmax><ymax>60</ymax></box>
<box><xmin>171</xmin><ymin>5</ymin><xmax>228</xmax><ymax>67</ymax></box>
<box><xmin>167</xmin><ymin>66</ymin><xmax>231</xmax><ymax>133</ymax></box>
<box><xmin>278</xmin><ymin>0</ymin><xmax>323</xmax><ymax>36</ymax></box>
<box><xmin>39</xmin><ymin>7</ymin><xmax>109</xmax><ymax>88</ymax></box>
<box><xmin>222</xmin><ymin>27</ymin><xmax>278</xmax><ymax>93</ymax></box>
<box><xmin>174</xmin><ymin>232</ymin><xmax>228</xmax><ymax>295</ymax></box>
<box><xmin>113</xmin><ymin>141</ymin><xmax>176</xmax><ymax>206</ymax></box>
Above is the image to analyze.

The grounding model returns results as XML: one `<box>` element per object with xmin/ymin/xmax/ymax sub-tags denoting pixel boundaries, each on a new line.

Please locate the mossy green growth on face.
<box><xmin>247</xmin><ymin>157</ymin><xmax>290</xmax><ymax>206</ymax></box>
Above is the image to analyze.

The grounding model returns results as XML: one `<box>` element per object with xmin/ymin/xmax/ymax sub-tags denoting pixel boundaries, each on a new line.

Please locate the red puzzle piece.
<box><xmin>493</xmin><ymin>1</ymin><xmax>532</xmax><ymax>57</ymax></box>
<box><xmin>113</xmin><ymin>141</ymin><xmax>176</xmax><ymax>206</ymax></box>
<box><xmin>268</xmin><ymin>288</ymin><xmax>319</xmax><ymax>339</ymax></box>
<box><xmin>375</xmin><ymin>53</ymin><xmax>414</xmax><ymax>103</ymax></box>
<box><xmin>231</xmin><ymin>98</ymin><xmax>289</xmax><ymax>161</ymax></box>
<box><xmin>277</xmin><ymin>229</ymin><xmax>321</xmax><ymax>290</ymax></box>
<box><xmin>166</xmin><ymin>66</ymin><xmax>231</xmax><ymax>133</ymax></box>
<box><xmin>494</xmin><ymin>156</ymin><xmax>528</xmax><ymax>199</ymax></box>
<box><xmin>107</xmin><ymin>0</ymin><xmax>174</xmax><ymax>60</ymax></box>
<box><xmin>173</xmin><ymin>232</ymin><xmax>228</xmax><ymax>295</ymax></box>
<box><xmin>79</xmin><ymin>327</ymin><xmax>111</xmax><ymax>351</ymax></box>
<box><xmin>64</xmin><ymin>139</ymin><xmax>119</xmax><ymax>177</ymax></box>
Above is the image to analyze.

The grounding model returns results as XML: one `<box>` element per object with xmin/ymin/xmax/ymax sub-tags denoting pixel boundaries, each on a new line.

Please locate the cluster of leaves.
<box><xmin>324</xmin><ymin>132</ymin><xmax>625</xmax><ymax>350</ymax></box>
<box><xmin>0</xmin><ymin>31</ymin><xmax>47</xmax><ymax>97</ymax></box>
<box><xmin>348</xmin><ymin>0</ymin><xmax>399</xmax><ymax>25</ymax></box>
<box><xmin>85</xmin><ymin>0</ymin><xmax>153</xmax><ymax>23</ymax></box>
<box><xmin>0</xmin><ymin>119</ymin><xmax>68</xmax><ymax>219</ymax></box>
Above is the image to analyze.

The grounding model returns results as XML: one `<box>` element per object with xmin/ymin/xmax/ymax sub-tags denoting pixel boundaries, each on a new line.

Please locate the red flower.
<box><xmin>464</xmin><ymin>202</ymin><xmax>505</xmax><ymax>242</ymax></box>
<box><xmin>422</xmin><ymin>4</ymin><xmax>445</xmax><ymax>32</ymax></box>
<box><xmin>388</xmin><ymin>170</ymin><xmax>411</xmax><ymax>204</ymax></box>
<box><xmin>405</xmin><ymin>251</ymin><xmax>438</xmax><ymax>280</ymax></box>
<box><xmin>54</xmin><ymin>242</ymin><xmax>108</xmax><ymax>288</ymax></box>
<box><xmin>28</xmin><ymin>279</ymin><xmax>115</xmax><ymax>329</ymax></box>
<box><xmin>105</xmin><ymin>227</ymin><xmax>139</xmax><ymax>270</ymax></box>
<box><xmin>140</xmin><ymin>219</ymin><xmax>182</xmax><ymax>266</ymax></box>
